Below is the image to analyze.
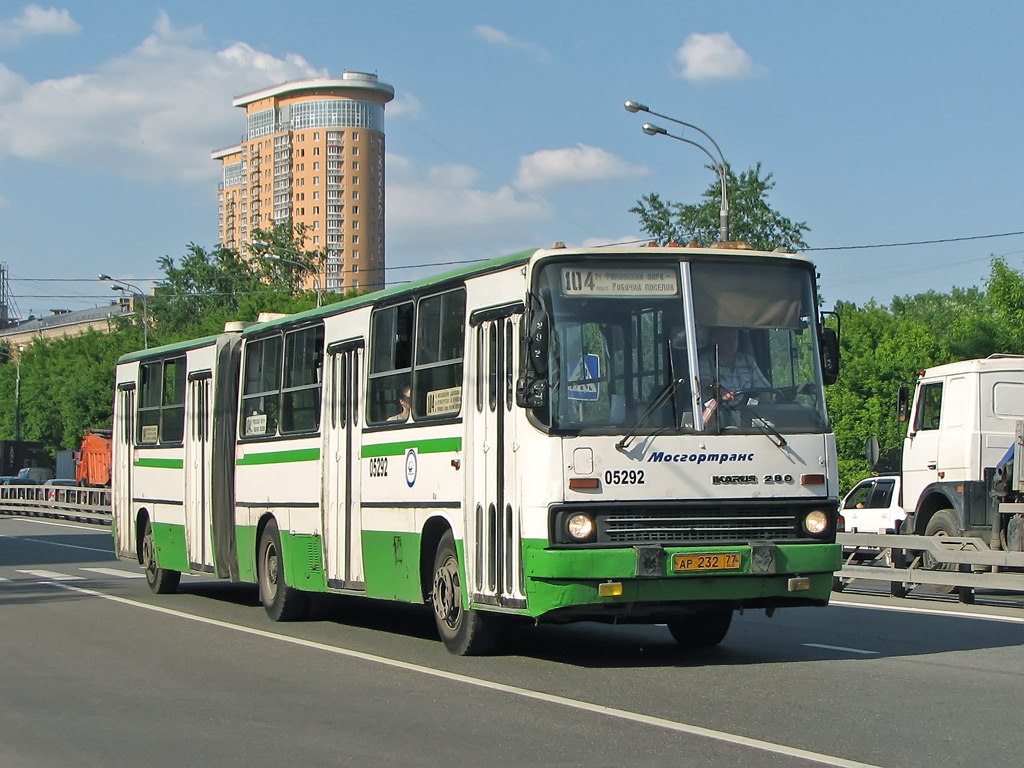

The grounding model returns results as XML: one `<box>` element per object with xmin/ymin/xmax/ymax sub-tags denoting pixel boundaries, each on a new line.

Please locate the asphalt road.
<box><xmin>3</xmin><ymin>513</ymin><xmax>1024</xmax><ymax>768</ymax></box>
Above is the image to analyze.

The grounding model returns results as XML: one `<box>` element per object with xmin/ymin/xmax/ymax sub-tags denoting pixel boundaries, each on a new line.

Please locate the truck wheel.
<box><xmin>142</xmin><ymin>520</ymin><xmax>180</xmax><ymax>595</ymax></box>
<box><xmin>430</xmin><ymin>531</ymin><xmax>497</xmax><ymax>655</ymax></box>
<box><xmin>667</xmin><ymin>609</ymin><xmax>733</xmax><ymax>648</ymax></box>
<box><xmin>922</xmin><ymin>509</ymin><xmax>960</xmax><ymax>570</ymax></box>
<box><xmin>257</xmin><ymin>519</ymin><xmax>308</xmax><ymax>621</ymax></box>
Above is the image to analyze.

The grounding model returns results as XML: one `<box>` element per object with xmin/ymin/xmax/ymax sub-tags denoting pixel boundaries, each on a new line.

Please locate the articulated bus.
<box><xmin>111</xmin><ymin>243</ymin><xmax>843</xmax><ymax>655</ymax></box>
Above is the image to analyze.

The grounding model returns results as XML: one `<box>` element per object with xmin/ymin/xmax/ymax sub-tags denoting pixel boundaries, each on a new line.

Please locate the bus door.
<box><xmin>113</xmin><ymin>381</ymin><xmax>136</xmax><ymax>559</ymax></box>
<box><xmin>324</xmin><ymin>339</ymin><xmax>365</xmax><ymax>590</ymax></box>
<box><xmin>184</xmin><ymin>370</ymin><xmax>214</xmax><ymax>572</ymax></box>
<box><xmin>469</xmin><ymin>307</ymin><xmax>526</xmax><ymax>609</ymax></box>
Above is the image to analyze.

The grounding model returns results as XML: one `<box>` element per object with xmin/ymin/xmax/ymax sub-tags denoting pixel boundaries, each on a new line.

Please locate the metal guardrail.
<box><xmin>835</xmin><ymin>532</ymin><xmax>1024</xmax><ymax>603</ymax></box>
<box><xmin>0</xmin><ymin>486</ymin><xmax>112</xmax><ymax>525</ymax></box>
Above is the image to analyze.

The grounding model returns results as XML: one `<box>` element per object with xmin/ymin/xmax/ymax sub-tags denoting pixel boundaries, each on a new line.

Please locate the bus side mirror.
<box><xmin>820</xmin><ymin>327</ymin><xmax>840</xmax><ymax>385</ymax></box>
<box><xmin>897</xmin><ymin>385</ymin><xmax>909</xmax><ymax>423</ymax></box>
<box><xmin>527</xmin><ymin>311</ymin><xmax>549</xmax><ymax>375</ymax></box>
<box><xmin>516</xmin><ymin>310</ymin><xmax>549</xmax><ymax>408</ymax></box>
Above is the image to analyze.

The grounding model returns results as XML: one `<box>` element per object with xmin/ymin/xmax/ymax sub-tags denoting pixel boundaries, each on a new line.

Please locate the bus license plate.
<box><xmin>672</xmin><ymin>553</ymin><xmax>742</xmax><ymax>572</ymax></box>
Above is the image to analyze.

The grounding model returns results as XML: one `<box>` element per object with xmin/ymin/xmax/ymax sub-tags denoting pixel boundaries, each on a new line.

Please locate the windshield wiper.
<box><xmin>617</xmin><ymin>340</ymin><xmax>687</xmax><ymax>452</ymax></box>
<box><xmin>615</xmin><ymin>376</ymin><xmax>685</xmax><ymax>452</ymax></box>
<box><xmin>739</xmin><ymin>400</ymin><xmax>788</xmax><ymax>449</ymax></box>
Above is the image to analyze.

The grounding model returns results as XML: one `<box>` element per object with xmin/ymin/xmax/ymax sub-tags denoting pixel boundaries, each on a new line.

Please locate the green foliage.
<box><xmin>0</xmin><ymin>330</ymin><xmax>138</xmax><ymax>462</ymax></box>
<box><xmin>630</xmin><ymin>163</ymin><xmax>810</xmax><ymax>252</ymax></box>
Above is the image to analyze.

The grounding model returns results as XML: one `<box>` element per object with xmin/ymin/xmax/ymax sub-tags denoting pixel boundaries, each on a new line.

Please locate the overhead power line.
<box><xmin>807</xmin><ymin>230</ymin><xmax>1024</xmax><ymax>252</ymax></box>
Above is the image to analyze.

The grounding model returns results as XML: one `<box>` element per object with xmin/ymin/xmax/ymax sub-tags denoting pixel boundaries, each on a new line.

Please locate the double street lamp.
<box><xmin>99</xmin><ymin>274</ymin><xmax>149</xmax><ymax>348</ymax></box>
<box><xmin>624</xmin><ymin>100</ymin><xmax>731</xmax><ymax>243</ymax></box>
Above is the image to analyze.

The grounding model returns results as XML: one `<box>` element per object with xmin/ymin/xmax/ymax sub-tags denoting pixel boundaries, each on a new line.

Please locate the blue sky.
<box><xmin>1</xmin><ymin>1</ymin><xmax>1021</xmax><ymax>318</ymax></box>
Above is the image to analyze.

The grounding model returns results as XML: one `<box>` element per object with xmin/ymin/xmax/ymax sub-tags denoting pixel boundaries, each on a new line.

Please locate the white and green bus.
<box><xmin>111</xmin><ymin>243</ymin><xmax>843</xmax><ymax>654</ymax></box>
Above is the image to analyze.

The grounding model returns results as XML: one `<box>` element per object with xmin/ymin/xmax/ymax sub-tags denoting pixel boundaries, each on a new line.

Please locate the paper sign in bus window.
<box><xmin>245</xmin><ymin>412</ymin><xmax>268</xmax><ymax>436</ymax></box>
<box><xmin>426</xmin><ymin>386</ymin><xmax>462</xmax><ymax>416</ymax></box>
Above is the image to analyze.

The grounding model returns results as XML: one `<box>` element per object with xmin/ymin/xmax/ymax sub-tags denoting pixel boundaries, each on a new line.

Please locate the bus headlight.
<box><xmin>803</xmin><ymin>509</ymin><xmax>829</xmax><ymax>535</ymax></box>
<box><xmin>567</xmin><ymin>513</ymin><xmax>595</xmax><ymax>541</ymax></box>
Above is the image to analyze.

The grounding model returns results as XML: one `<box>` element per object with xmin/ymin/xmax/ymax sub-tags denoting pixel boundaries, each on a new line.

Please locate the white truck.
<box><xmin>835</xmin><ymin>355</ymin><xmax>1024</xmax><ymax>599</ymax></box>
<box><xmin>897</xmin><ymin>355</ymin><xmax>1024</xmax><ymax>546</ymax></box>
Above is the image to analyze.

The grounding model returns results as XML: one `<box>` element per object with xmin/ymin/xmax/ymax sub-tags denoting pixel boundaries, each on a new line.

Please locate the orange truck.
<box><xmin>75</xmin><ymin>430</ymin><xmax>112</xmax><ymax>487</ymax></box>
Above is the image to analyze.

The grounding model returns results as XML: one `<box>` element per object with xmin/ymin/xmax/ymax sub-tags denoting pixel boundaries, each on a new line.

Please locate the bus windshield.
<box><xmin>530</xmin><ymin>258</ymin><xmax>829</xmax><ymax>436</ymax></box>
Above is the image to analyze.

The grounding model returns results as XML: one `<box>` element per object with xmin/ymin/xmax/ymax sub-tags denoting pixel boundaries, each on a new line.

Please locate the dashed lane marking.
<box><xmin>80</xmin><ymin>567</ymin><xmax>146</xmax><ymax>579</ymax></box>
<box><xmin>803</xmin><ymin>643</ymin><xmax>880</xmax><ymax>655</ymax></box>
<box><xmin>15</xmin><ymin>569</ymin><xmax>85</xmax><ymax>581</ymax></box>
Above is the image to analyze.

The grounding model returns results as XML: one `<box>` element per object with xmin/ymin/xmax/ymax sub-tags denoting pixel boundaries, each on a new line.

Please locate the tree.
<box><xmin>630</xmin><ymin>163</ymin><xmax>810</xmax><ymax>252</ymax></box>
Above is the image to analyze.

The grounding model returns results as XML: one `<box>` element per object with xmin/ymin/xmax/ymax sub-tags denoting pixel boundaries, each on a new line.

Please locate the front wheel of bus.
<box><xmin>258</xmin><ymin>519</ymin><xmax>308</xmax><ymax>622</ymax></box>
<box><xmin>667</xmin><ymin>609</ymin><xmax>733</xmax><ymax>648</ymax></box>
<box><xmin>142</xmin><ymin>520</ymin><xmax>180</xmax><ymax>595</ymax></box>
<box><xmin>431</xmin><ymin>531</ymin><xmax>497</xmax><ymax>656</ymax></box>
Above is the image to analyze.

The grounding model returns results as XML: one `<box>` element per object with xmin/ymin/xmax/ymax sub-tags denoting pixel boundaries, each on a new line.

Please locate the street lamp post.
<box><xmin>2</xmin><ymin>344</ymin><xmax>24</xmax><ymax>440</ymax></box>
<box><xmin>624</xmin><ymin>100</ymin><xmax>730</xmax><ymax>243</ymax></box>
<box><xmin>99</xmin><ymin>274</ymin><xmax>149</xmax><ymax>348</ymax></box>
<box><xmin>254</xmin><ymin>242</ymin><xmax>323</xmax><ymax>307</ymax></box>
<box><xmin>14</xmin><ymin>347</ymin><xmax>20</xmax><ymax>440</ymax></box>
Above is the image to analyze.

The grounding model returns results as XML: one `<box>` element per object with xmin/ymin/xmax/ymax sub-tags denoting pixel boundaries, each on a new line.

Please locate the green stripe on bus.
<box><xmin>236</xmin><ymin>447</ymin><xmax>321</xmax><ymax>466</ymax></box>
<box><xmin>361</xmin><ymin>437</ymin><xmax>462</xmax><ymax>458</ymax></box>
<box><xmin>134</xmin><ymin>458</ymin><xmax>184</xmax><ymax>469</ymax></box>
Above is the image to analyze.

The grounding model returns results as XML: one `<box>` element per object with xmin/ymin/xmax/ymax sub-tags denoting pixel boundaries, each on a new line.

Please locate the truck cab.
<box><xmin>901</xmin><ymin>355</ymin><xmax>1024</xmax><ymax>538</ymax></box>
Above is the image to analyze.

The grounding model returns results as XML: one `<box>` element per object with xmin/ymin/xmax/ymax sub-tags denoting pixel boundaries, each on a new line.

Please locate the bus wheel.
<box><xmin>258</xmin><ymin>519</ymin><xmax>308</xmax><ymax>622</ymax></box>
<box><xmin>431</xmin><ymin>531</ymin><xmax>497</xmax><ymax>656</ymax></box>
<box><xmin>667</xmin><ymin>609</ymin><xmax>733</xmax><ymax>648</ymax></box>
<box><xmin>142</xmin><ymin>520</ymin><xmax>180</xmax><ymax>595</ymax></box>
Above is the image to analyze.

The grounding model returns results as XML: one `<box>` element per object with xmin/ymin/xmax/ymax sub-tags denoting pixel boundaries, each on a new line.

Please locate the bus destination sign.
<box><xmin>560</xmin><ymin>267</ymin><xmax>679</xmax><ymax>298</ymax></box>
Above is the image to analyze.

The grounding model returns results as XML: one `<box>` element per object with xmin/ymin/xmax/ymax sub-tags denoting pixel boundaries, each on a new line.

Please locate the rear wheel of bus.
<box><xmin>141</xmin><ymin>519</ymin><xmax>180</xmax><ymax>595</ymax></box>
<box><xmin>666</xmin><ymin>609</ymin><xmax>733</xmax><ymax>648</ymax></box>
<box><xmin>431</xmin><ymin>531</ymin><xmax>498</xmax><ymax>655</ymax></box>
<box><xmin>258</xmin><ymin>519</ymin><xmax>308</xmax><ymax>621</ymax></box>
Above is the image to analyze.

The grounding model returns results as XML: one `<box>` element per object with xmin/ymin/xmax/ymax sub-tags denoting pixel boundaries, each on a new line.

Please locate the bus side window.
<box><xmin>368</xmin><ymin>302</ymin><xmax>414</xmax><ymax>424</ymax></box>
<box><xmin>414</xmin><ymin>288</ymin><xmax>466</xmax><ymax>419</ymax></box>
<box><xmin>240</xmin><ymin>335</ymin><xmax>282</xmax><ymax>437</ymax></box>
<box><xmin>280</xmin><ymin>325</ymin><xmax>325</xmax><ymax>434</ymax></box>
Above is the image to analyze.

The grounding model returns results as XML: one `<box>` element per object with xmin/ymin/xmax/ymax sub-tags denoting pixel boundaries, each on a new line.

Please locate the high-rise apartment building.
<box><xmin>212</xmin><ymin>73</ymin><xmax>395</xmax><ymax>294</ymax></box>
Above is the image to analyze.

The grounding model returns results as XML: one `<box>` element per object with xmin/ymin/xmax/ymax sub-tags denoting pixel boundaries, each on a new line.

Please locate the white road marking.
<box><xmin>803</xmin><ymin>643</ymin><xmax>879</xmax><ymax>655</ymax></box>
<box><xmin>16</xmin><ymin>569</ymin><xmax>85</xmax><ymax>581</ymax></box>
<box><xmin>51</xmin><ymin>581</ymin><xmax>882</xmax><ymax>768</ymax></box>
<box><xmin>830</xmin><ymin>597</ymin><xmax>1024</xmax><ymax>625</ymax></box>
<box><xmin>81</xmin><ymin>567</ymin><xmax>146</xmax><ymax>579</ymax></box>
<box><xmin>0</xmin><ymin>576</ymin><xmax>8</xmax><ymax>581</ymax></box>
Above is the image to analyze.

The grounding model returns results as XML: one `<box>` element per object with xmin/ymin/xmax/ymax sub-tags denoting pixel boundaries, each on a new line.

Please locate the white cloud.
<box><xmin>473</xmin><ymin>24</ymin><xmax>550</xmax><ymax>64</ymax></box>
<box><xmin>515</xmin><ymin>144</ymin><xmax>649</xmax><ymax>191</ymax></box>
<box><xmin>0</xmin><ymin>13</ymin><xmax>325</xmax><ymax>183</ymax></box>
<box><xmin>385</xmin><ymin>153</ymin><xmax>551</xmax><ymax>251</ymax></box>
<box><xmin>0</xmin><ymin>4</ymin><xmax>80</xmax><ymax>47</ymax></box>
<box><xmin>388</xmin><ymin>92</ymin><xmax>423</xmax><ymax>119</ymax></box>
<box><xmin>674</xmin><ymin>32</ymin><xmax>763</xmax><ymax>82</ymax></box>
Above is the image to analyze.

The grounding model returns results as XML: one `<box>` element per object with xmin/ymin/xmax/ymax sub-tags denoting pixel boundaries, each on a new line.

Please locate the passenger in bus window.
<box><xmin>699</xmin><ymin>326</ymin><xmax>769</xmax><ymax>403</ymax></box>
<box><xmin>388</xmin><ymin>385</ymin><xmax>411</xmax><ymax>421</ymax></box>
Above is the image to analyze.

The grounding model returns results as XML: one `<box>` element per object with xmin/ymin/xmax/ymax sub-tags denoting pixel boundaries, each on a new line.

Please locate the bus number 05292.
<box><xmin>604</xmin><ymin>469</ymin><xmax>645</xmax><ymax>485</ymax></box>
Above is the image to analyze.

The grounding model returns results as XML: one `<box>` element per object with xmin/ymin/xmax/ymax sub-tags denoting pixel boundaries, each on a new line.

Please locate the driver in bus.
<box><xmin>699</xmin><ymin>326</ymin><xmax>770</xmax><ymax>405</ymax></box>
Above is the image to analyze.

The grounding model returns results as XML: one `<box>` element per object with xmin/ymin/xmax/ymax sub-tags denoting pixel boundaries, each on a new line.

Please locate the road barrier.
<box><xmin>835</xmin><ymin>531</ymin><xmax>1024</xmax><ymax>603</ymax></box>
<box><xmin>0</xmin><ymin>485</ymin><xmax>111</xmax><ymax>525</ymax></box>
